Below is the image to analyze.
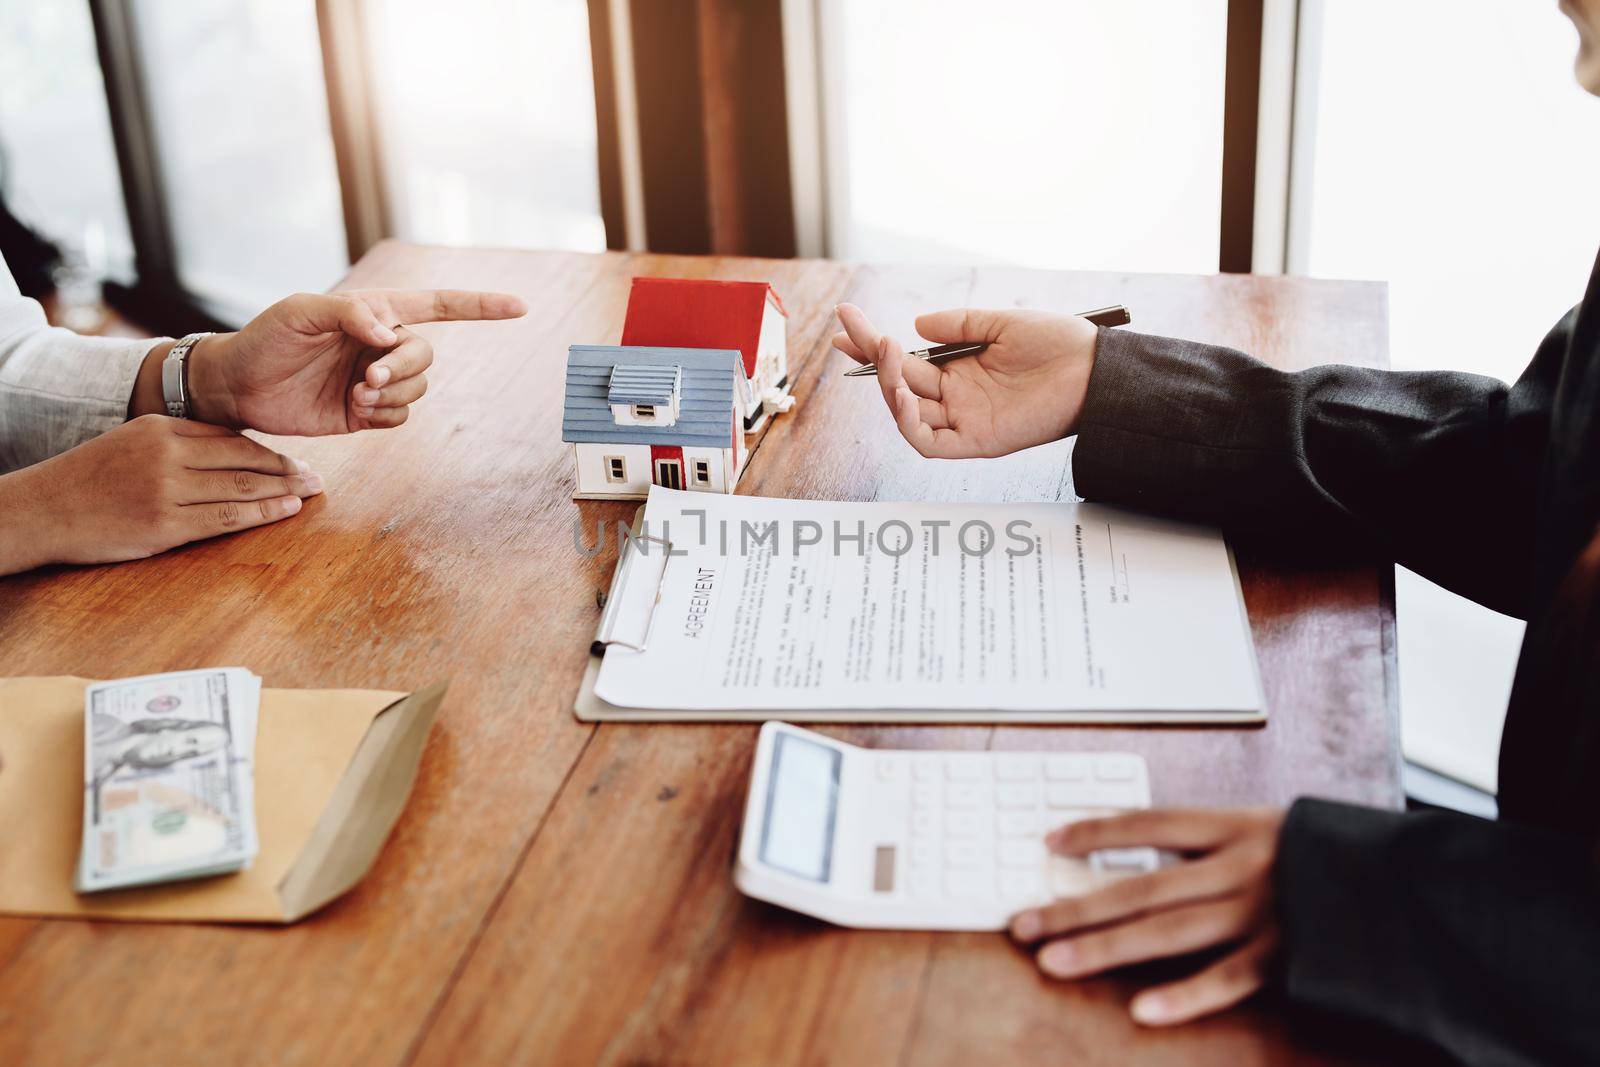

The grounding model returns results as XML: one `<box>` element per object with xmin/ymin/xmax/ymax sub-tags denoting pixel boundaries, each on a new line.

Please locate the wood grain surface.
<box><xmin>0</xmin><ymin>244</ymin><xmax>1419</xmax><ymax>1067</ymax></box>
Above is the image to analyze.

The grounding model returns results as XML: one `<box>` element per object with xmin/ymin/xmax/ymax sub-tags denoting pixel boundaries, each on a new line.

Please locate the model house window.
<box><xmin>692</xmin><ymin>459</ymin><xmax>711</xmax><ymax>486</ymax></box>
<box><xmin>605</xmin><ymin>456</ymin><xmax>626</xmax><ymax>482</ymax></box>
<box><xmin>633</xmin><ymin>403</ymin><xmax>656</xmax><ymax>419</ymax></box>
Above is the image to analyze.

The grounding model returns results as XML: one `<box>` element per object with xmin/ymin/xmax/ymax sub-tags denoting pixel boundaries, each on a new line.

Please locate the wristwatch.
<box><xmin>161</xmin><ymin>332</ymin><xmax>212</xmax><ymax>419</ymax></box>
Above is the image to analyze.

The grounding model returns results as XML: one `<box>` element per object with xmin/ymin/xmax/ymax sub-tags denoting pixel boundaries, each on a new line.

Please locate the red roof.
<box><xmin>621</xmin><ymin>278</ymin><xmax>786</xmax><ymax>379</ymax></box>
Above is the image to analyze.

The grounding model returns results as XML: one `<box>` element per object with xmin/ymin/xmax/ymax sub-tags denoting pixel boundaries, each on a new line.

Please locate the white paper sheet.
<box><xmin>592</xmin><ymin>488</ymin><xmax>1262</xmax><ymax>715</ymax></box>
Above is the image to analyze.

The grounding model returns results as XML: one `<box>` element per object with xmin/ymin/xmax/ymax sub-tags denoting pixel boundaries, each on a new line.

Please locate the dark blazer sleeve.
<box><xmin>1071</xmin><ymin>316</ymin><xmax>1600</xmax><ymax>1062</ymax></box>
<box><xmin>1275</xmin><ymin>511</ymin><xmax>1600</xmax><ymax>1065</ymax></box>
<box><xmin>1071</xmin><ymin>317</ymin><xmax>1569</xmax><ymax>618</ymax></box>
<box><xmin>1275</xmin><ymin>798</ymin><xmax>1600</xmax><ymax>1067</ymax></box>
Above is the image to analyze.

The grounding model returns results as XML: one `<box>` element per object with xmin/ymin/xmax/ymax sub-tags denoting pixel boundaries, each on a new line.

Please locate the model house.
<box><xmin>620</xmin><ymin>277</ymin><xmax>792</xmax><ymax>433</ymax></box>
<box><xmin>561</xmin><ymin>344</ymin><xmax>750</xmax><ymax>499</ymax></box>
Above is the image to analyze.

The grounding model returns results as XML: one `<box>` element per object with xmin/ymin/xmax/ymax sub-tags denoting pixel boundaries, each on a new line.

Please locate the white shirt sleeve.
<box><xmin>0</xmin><ymin>252</ymin><xmax>166</xmax><ymax>473</ymax></box>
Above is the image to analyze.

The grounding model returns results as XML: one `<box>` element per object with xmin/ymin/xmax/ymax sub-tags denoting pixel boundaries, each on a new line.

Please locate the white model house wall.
<box><xmin>573</xmin><ymin>444</ymin><xmax>736</xmax><ymax>498</ymax></box>
<box><xmin>757</xmin><ymin>296</ymin><xmax>788</xmax><ymax>393</ymax></box>
<box><xmin>679</xmin><ymin>446</ymin><xmax>736</xmax><ymax>493</ymax></box>
<box><xmin>740</xmin><ymin>364</ymin><xmax>763</xmax><ymax>421</ymax></box>
<box><xmin>573</xmin><ymin>443</ymin><xmax>653</xmax><ymax>499</ymax></box>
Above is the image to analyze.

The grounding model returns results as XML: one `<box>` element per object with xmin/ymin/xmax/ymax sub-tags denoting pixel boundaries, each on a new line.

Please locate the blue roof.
<box><xmin>608</xmin><ymin>364</ymin><xmax>678</xmax><ymax>406</ymax></box>
<box><xmin>563</xmin><ymin>345</ymin><xmax>742</xmax><ymax>447</ymax></box>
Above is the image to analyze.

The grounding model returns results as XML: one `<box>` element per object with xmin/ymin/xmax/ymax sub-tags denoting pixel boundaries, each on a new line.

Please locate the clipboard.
<box><xmin>574</xmin><ymin>510</ymin><xmax>1267</xmax><ymax>726</ymax></box>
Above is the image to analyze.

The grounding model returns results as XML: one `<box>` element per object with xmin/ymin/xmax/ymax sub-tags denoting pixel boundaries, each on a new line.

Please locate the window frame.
<box><xmin>86</xmin><ymin>0</ymin><xmax>234</xmax><ymax>333</ymax></box>
<box><xmin>789</xmin><ymin>0</ymin><xmax>1290</xmax><ymax>272</ymax></box>
<box><xmin>81</xmin><ymin>0</ymin><xmax>1302</xmax><ymax>336</ymax></box>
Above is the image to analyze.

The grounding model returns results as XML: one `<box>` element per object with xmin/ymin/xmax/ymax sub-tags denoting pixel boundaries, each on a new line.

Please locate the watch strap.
<box><xmin>161</xmin><ymin>332</ymin><xmax>212</xmax><ymax>419</ymax></box>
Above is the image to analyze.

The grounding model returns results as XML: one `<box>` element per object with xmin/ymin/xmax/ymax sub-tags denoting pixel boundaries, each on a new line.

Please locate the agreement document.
<box><xmin>591</xmin><ymin>488</ymin><xmax>1263</xmax><ymax>720</ymax></box>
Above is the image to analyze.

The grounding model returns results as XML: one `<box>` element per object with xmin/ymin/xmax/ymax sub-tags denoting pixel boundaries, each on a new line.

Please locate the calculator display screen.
<box><xmin>759</xmin><ymin>732</ymin><xmax>841</xmax><ymax>883</ymax></box>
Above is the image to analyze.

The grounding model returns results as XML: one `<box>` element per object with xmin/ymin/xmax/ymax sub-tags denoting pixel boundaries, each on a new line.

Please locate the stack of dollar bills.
<box><xmin>76</xmin><ymin>668</ymin><xmax>262</xmax><ymax>894</ymax></box>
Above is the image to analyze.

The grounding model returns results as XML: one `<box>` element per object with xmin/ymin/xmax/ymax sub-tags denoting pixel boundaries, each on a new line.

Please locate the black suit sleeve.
<box><xmin>1070</xmin><ymin>316</ymin><xmax>1598</xmax><ymax>1063</ymax></box>
<box><xmin>1070</xmin><ymin>318</ymin><xmax>1568</xmax><ymax>618</ymax></box>
<box><xmin>1275</xmin><ymin>798</ymin><xmax>1600</xmax><ymax>1067</ymax></box>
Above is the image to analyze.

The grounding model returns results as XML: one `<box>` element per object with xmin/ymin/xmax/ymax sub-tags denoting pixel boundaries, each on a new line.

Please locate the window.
<box><xmin>691</xmin><ymin>459</ymin><xmax>711</xmax><ymax>487</ymax></box>
<box><xmin>633</xmin><ymin>403</ymin><xmax>656</xmax><ymax>420</ymax></box>
<box><xmin>129</xmin><ymin>0</ymin><xmax>349</xmax><ymax>320</ymax></box>
<box><xmin>605</xmin><ymin>456</ymin><xmax>626</xmax><ymax>483</ymax></box>
<box><xmin>364</xmin><ymin>0</ymin><xmax>604</xmax><ymax>251</ymax></box>
<box><xmin>818</xmin><ymin>0</ymin><xmax>1227</xmax><ymax>272</ymax></box>
<box><xmin>0</xmin><ymin>2</ymin><xmax>134</xmax><ymax>285</ymax></box>
<box><xmin>1295</xmin><ymin>0</ymin><xmax>1600</xmax><ymax>793</ymax></box>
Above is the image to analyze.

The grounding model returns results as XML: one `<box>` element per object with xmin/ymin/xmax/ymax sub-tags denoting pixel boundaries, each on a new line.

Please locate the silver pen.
<box><xmin>843</xmin><ymin>304</ymin><xmax>1132</xmax><ymax>377</ymax></box>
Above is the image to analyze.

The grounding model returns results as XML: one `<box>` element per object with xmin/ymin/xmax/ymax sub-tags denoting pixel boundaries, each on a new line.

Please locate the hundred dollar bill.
<box><xmin>76</xmin><ymin>668</ymin><xmax>261</xmax><ymax>893</ymax></box>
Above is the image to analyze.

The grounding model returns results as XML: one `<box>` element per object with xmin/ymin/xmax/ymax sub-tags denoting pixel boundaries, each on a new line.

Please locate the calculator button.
<box><xmin>1046</xmin><ymin>855</ymin><xmax>1097</xmax><ymax>897</ymax></box>
<box><xmin>945</xmin><ymin>871</ymin><xmax>990</xmax><ymax>899</ymax></box>
<box><xmin>946</xmin><ymin>812</ymin><xmax>984</xmax><ymax>838</ymax></box>
<box><xmin>998</xmin><ymin>844</ymin><xmax>1049</xmax><ymax>870</ymax></box>
<box><xmin>946</xmin><ymin>756</ymin><xmax>987</xmax><ymax>781</ymax></box>
<box><xmin>1045</xmin><ymin>785</ymin><xmax>1088</xmax><ymax>809</ymax></box>
<box><xmin>997</xmin><ymin>811</ymin><xmax>1037</xmax><ymax>837</ymax></box>
<box><xmin>1093</xmin><ymin>755</ymin><xmax>1139</xmax><ymax>782</ymax></box>
<box><xmin>871</xmin><ymin>796</ymin><xmax>904</xmax><ymax>839</ymax></box>
<box><xmin>944</xmin><ymin>842</ymin><xmax>985</xmax><ymax>868</ymax></box>
<box><xmin>1044</xmin><ymin>754</ymin><xmax>1090</xmax><ymax>781</ymax></box>
<box><xmin>999</xmin><ymin>870</ymin><xmax>1046</xmax><ymax>902</ymax></box>
<box><xmin>1091</xmin><ymin>847</ymin><xmax>1159</xmax><ymax>874</ymax></box>
<box><xmin>910</xmin><ymin>870</ymin><xmax>941</xmax><ymax>898</ymax></box>
<box><xmin>995</xmin><ymin>784</ymin><xmax>1041</xmax><ymax>809</ymax></box>
<box><xmin>876</xmin><ymin>758</ymin><xmax>905</xmax><ymax>782</ymax></box>
<box><xmin>913</xmin><ymin>760</ymin><xmax>939</xmax><ymax>782</ymax></box>
<box><xmin>911</xmin><ymin>811</ymin><xmax>939</xmax><ymax>836</ymax></box>
<box><xmin>995</xmin><ymin>755</ymin><xmax>1038</xmax><ymax>781</ymax></box>
<box><xmin>946</xmin><ymin>784</ymin><xmax>984</xmax><ymax>808</ymax></box>
<box><xmin>872</xmin><ymin>844</ymin><xmax>898</xmax><ymax>893</ymax></box>
<box><xmin>912</xmin><ymin>783</ymin><xmax>941</xmax><ymax>808</ymax></box>
<box><xmin>910</xmin><ymin>840</ymin><xmax>939</xmax><ymax>867</ymax></box>
<box><xmin>998</xmin><ymin>840</ymin><xmax>1046</xmax><ymax>867</ymax></box>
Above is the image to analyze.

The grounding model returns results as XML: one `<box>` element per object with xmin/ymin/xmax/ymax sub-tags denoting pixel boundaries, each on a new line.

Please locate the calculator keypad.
<box><xmin>891</xmin><ymin>752</ymin><xmax>1155</xmax><ymax>906</ymax></box>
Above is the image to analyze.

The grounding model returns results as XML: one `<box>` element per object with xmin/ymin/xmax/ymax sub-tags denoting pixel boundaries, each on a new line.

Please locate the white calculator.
<box><xmin>734</xmin><ymin>722</ymin><xmax>1160</xmax><ymax>931</ymax></box>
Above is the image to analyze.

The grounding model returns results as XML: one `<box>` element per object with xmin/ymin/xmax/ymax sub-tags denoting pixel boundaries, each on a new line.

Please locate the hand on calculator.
<box><xmin>1009</xmin><ymin>807</ymin><xmax>1287</xmax><ymax>1027</ymax></box>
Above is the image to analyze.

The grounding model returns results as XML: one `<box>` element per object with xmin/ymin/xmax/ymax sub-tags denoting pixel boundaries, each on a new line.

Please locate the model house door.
<box><xmin>656</xmin><ymin>459</ymin><xmax>683</xmax><ymax>489</ymax></box>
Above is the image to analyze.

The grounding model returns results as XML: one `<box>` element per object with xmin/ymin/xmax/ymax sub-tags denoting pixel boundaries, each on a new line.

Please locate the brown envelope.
<box><xmin>0</xmin><ymin>676</ymin><xmax>445</xmax><ymax>923</ymax></box>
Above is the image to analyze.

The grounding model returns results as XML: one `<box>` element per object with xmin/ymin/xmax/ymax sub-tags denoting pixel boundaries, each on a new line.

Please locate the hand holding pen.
<box><xmin>831</xmin><ymin>303</ymin><xmax>1127</xmax><ymax>460</ymax></box>
<box><xmin>842</xmin><ymin>305</ymin><xmax>1129</xmax><ymax>376</ymax></box>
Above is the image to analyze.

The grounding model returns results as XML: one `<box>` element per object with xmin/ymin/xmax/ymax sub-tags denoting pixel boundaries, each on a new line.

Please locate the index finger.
<box><xmin>835</xmin><ymin>302</ymin><xmax>885</xmax><ymax>358</ymax></box>
<box><xmin>354</xmin><ymin>289</ymin><xmax>529</xmax><ymax>325</ymax></box>
<box><xmin>185</xmin><ymin>434</ymin><xmax>306</xmax><ymax>477</ymax></box>
<box><xmin>838</xmin><ymin>304</ymin><xmax>942</xmax><ymax>397</ymax></box>
<box><xmin>831</xmin><ymin>330</ymin><xmax>869</xmax><ymax>363</ymax></box>
<box><xmin>1009</xmin><ymin>855</ymin><xmax>1240</xmax><ymax>943</ymax></box>
<box><xmin>914</xmin><ymin>308</ymin><xmax>1007</xmax><ymax>345</ymax></box>
<box><xmin>1047</xmin><ymin>810</ymin><xmax>1245</xmax><ymax>855</ymax></box>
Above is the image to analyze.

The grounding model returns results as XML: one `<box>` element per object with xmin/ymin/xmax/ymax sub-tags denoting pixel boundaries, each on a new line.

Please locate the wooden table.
<box><xmin>0</xmin><ymin>244</ymin><xmax>1415</xmax><ymax>1066</ymax></box>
